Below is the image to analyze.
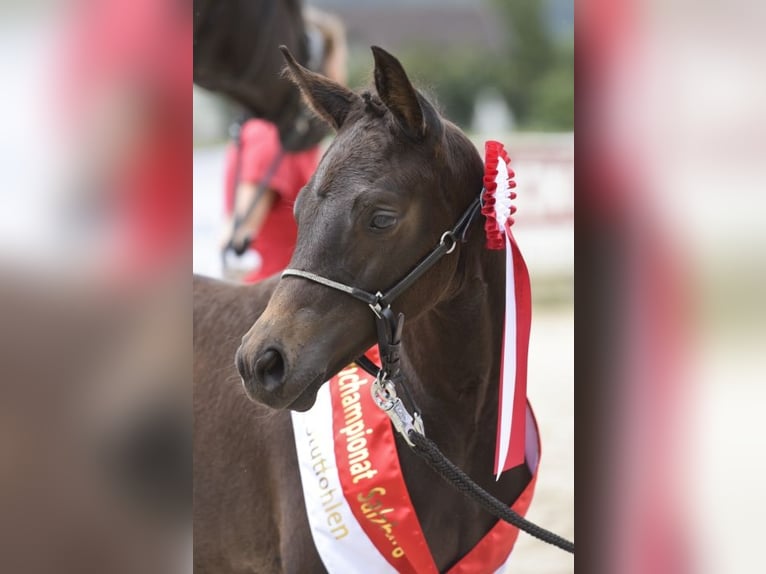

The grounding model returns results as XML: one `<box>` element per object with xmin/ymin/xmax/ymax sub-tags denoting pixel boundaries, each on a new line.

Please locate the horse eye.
<box><xmin>370</xmin><ymin>213</ymin><xmax>397</xmax><ymax>230</ymax></box>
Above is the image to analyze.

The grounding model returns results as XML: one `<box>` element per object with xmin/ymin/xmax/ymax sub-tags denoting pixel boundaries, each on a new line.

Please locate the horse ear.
<box><xmin>280</xmin><ymin>46</ymin><xmax>358</xmax><ymax>130</ymax></box>
<box><xmin>371</xmin><ymin>46</ymin><xmax>425</xmax><ymax>139</ymax></box>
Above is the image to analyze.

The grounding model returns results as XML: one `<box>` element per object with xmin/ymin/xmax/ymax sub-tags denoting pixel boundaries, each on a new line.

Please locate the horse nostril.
<box><xmin>254</xmin><ymin>348</ymin><xmax>286</xmax><ymax>392</ymax></box>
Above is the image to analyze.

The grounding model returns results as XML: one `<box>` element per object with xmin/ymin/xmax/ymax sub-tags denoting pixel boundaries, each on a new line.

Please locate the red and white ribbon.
<box><xmin>481</xmin><ymin>141</ymin><xmax>533</xmax><ymax>478</ymax></box>
<box><xmin>291</xmin><ymin>346</ymin><xmax>540</xmax><ymax>573</ymax></box>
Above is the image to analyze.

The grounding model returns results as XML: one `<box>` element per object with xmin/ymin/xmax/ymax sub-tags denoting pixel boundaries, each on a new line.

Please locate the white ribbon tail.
<box><xmin>496</xmin><ymin>230</ymin><xmax>518</xmax><ymax>480</ymax></box>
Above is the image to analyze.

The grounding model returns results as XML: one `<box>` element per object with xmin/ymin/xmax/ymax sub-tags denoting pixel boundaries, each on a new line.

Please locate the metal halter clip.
<box><xmin>368</xmin><ymin>291</ymin><xmax>386</xmax><ymax>319</ymax></box>
<box><xmin>371</xmin><ymin>372</ymin><xmax>425</xmax><ymax>447</ymax></box>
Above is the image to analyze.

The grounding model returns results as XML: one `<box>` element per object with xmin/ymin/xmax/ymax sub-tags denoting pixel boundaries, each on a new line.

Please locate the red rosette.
<box><xmin>481</xmin><ymin>141</ymin><xmax>517</xmax><ymax>250</ymax></box>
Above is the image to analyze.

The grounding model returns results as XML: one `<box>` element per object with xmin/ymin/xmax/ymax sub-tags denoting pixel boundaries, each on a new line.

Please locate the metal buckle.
<box><xmin>371</xmin><ymin>372</ymin><xmax>424</xmax><ymax>447</ymax></box>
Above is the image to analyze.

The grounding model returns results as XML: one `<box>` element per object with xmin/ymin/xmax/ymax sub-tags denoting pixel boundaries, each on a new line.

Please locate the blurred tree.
<box><xmin>491</xmin><ymin>0</ymin><xmax>556</xmax><ymax>122</ymax></box>
<box><xmin>346</xmin><ymin>1</ymin><xmax>573</xmax><ymax>132</ymax></box>
<box><xmin>527</xmin><ymin>38</ymin><xmax>574</xmax><ymax>130</ymax></box>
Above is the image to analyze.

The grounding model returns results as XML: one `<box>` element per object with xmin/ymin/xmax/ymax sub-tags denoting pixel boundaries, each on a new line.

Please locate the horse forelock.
<box><xmin>361</xmin><ymin>91</ymin><xmax>387</xmax><ymax>118</ymax></box>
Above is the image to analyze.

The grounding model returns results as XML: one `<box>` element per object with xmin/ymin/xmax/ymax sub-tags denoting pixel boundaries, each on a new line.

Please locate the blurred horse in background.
<box><xmin>194</xmin><ymin>0</ymin><xmax>340</xmax><ymax>151</ymax></box>
<box><xmin>195</xmin><ymin>0</ymin><xmax>347</xmax><ymax>280</ymax></box>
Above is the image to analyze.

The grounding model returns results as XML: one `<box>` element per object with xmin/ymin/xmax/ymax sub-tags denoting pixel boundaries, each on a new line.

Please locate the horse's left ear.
<box><xmin>371</xmin><ymin>46</ymin><xmax>425</xmax><ymax>139</ymax></box>
<box><xmin>280</xmin><ymin>46</ymin><xmax>359</xmax><ymax>130</ymax></box>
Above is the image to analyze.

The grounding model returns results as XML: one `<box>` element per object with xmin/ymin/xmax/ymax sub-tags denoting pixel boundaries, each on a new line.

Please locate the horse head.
<box><xmin>236</xmin><ymin>46</ymin><xmax>484</xmax><ymax>410</ymax></box>
<box><xmin>193</xmin><ymin>0</ymin><xmax>330</xmax><ymax>151</ymax></box>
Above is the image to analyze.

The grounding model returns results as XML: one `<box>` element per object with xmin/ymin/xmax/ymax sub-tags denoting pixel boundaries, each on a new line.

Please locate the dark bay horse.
<box><xmin>193</xmin><ymin>0</ymin><xmax>328</xmax><ymax>151</ymax></box>
<box><xmin>193</xmin><ymin>47</ymin><xmax>531</xmax><ymax>572</ymax></box>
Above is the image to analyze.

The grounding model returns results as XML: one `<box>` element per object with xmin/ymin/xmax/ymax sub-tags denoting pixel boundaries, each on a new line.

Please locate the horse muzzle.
<box><xmin>235</xmin><ymin>285</ymin><xmax>375</xmax><ymax>411</ymax></box>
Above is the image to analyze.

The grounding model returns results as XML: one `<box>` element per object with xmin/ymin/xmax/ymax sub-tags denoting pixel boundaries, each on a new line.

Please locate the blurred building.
<box><xmin>310</xmin><ymin>0</ymin><xmax>503</xmax><ymax>51</ymax></box>
<box><xmin>309</xmin><ymin>0</ymin><xmax>573</xmax><ymax>50</ymax></box>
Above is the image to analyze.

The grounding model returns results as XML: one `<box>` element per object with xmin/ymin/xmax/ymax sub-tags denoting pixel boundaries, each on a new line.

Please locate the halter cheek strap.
<box><xmin>281</xmin><ymin>194</ymin><xmax>482</xmax><ymax>316</ymax></box>
<box><xmin>278</xmin><ymin>269</ymin><xmax>382</xmax><ymax>307</ymax></box>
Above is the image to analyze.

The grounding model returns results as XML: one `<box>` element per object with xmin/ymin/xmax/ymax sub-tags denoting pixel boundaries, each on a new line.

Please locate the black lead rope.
<box><xmin>407</xmin><ymin>429</ymin><xmax>575</xmax><ymax>554</ymax></box>
<box><xmin>282</xmin><ymin>192</ymin><xmax>574</xmax><ymax>555</ymax></box>
<box><xmin>354</xmin><ymin>321</ymin><xmax>575</xmax><ymax>555</ymax></box>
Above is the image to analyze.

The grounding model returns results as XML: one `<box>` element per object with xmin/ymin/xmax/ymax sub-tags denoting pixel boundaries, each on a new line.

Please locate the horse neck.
<box><xmin>401</xmin><ymin>233</ymin><xmax>505</xmax><ymax>471</ymax></box>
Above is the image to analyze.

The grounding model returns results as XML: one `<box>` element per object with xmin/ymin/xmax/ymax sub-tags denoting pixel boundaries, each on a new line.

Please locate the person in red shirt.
<box><xmin>222</xmin><ymin>120</ymin><xmax>319</xmax><ymax>282</ymax></box>
<box><xmin>221</xmin><ymin>8</ymin><xmax>346</xmax><ymax>283</ymax></box>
